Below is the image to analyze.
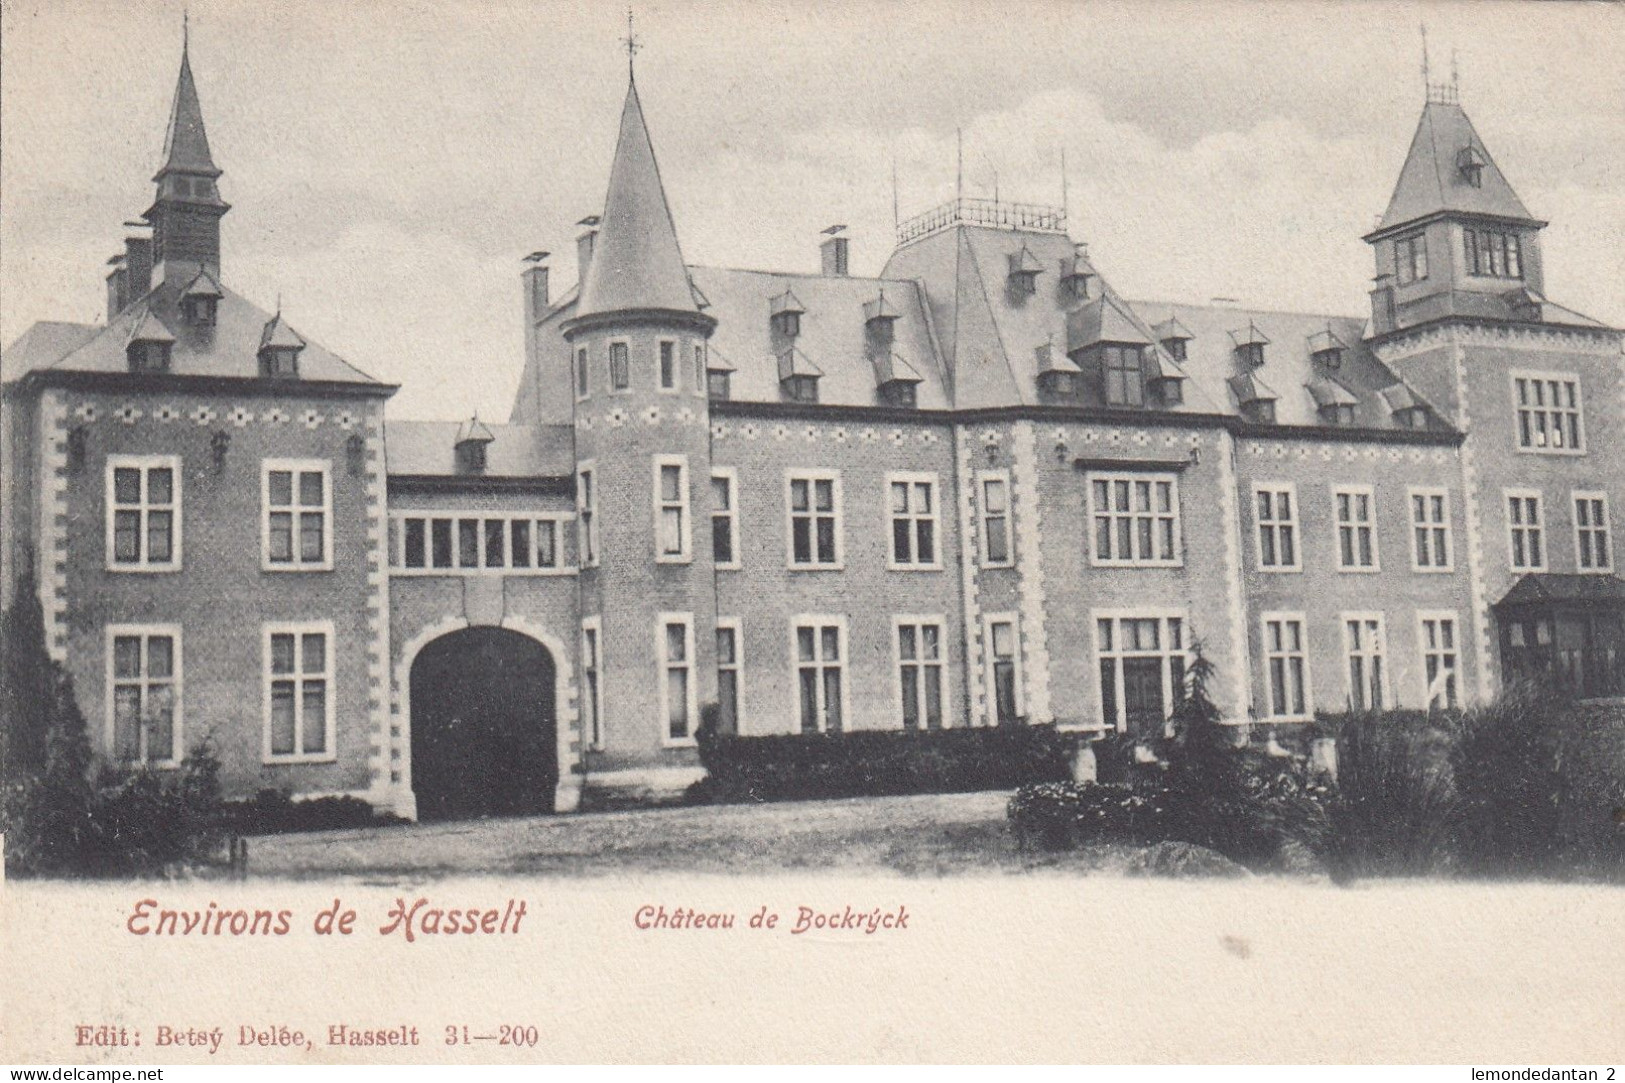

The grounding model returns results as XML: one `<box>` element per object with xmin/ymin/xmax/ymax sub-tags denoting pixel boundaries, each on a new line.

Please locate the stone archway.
<box><xmin>408</xmin><ymin>626</ymin><xmax>558</xmax><ymax>821</ymax></box>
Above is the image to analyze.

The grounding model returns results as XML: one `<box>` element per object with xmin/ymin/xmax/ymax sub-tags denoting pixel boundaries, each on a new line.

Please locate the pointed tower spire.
<box><xmin>573</xmin><ymin>74</ymin><xmax>703</xmax><ymax>320</ymax></box>
<box><xmin>145</xmin><ymin>27</ymin><xmax>229</xmax><ymax>282</ymax></box>
<box><xmin>157</xmin><ymin>25</ymin><xmax>220</xmax><ymax>181</ymax></box>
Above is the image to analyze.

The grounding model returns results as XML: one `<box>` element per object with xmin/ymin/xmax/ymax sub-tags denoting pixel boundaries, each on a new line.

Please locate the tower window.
<box><xmin>1464</xmin><ymin>228</ymin><xmax>1523</xmax><ymax>279</ymax></box>
<box><xmin>1395</xmin><ymin>232</ymin><xmax>1428</xmax><ymax>285</ymax></box>
<box><xmin>609</xmin><ymin>342</ymin><xmax>630</xmax><ymax>389</ymax></box>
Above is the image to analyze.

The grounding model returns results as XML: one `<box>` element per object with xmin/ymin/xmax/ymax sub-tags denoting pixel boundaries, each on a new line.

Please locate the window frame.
<box><xmin>652</xmin><ymin>454</ymin><xmax>692</xmax><ymax>564</ymax></box>
<box><xmin>1407</xmin><ymin>486</ymin><xmax>1454</xmax><ymax>573</ymax></box>
<box><xmin>893</xmin><ymin>615</ymin><xmax>948</xmax><ymax>731</ymax></box>
<box><xmin>105</xmin><ymin>623</ymin><xmax>183</xmax><ymax>768</ymax></box>
<box><xmin>1395</xmin><ymin>231</ymin><xmax>1429</xmax><ymax>286</ymax></box>
<box><xmin>1332</xmin><ymin>483</ymin><xmax>1381</xmax><ymax>573</ymax></box>
<box><xmin>657</xmin><ymin>612</ymin><xmax>698</xmax><ymax>748</ymax></box>
<box><xmin>710</xmin><ymin>467</ymin><xmax>740</xmax><ymax>570</ymax></box>
<box><xmin>575</xmin><ymin>345</ymin><xmax>590</xmax><ymax>401</ymax></box>
<box><xmin>1252</xmin><ymin>481</ymin><xmax>1301</xmax><ymax>573</ymax></box>
<box><xmin>983</xmin><ymin>612</ymin><xmax>1025</xmax><ymax>727</ymax></box>
<box><xmin>261</xmin><ymin>620</ymin><xmax>337</xmax><ymax>765</ymax></box>
<box><xmin>1101</xmin><ymin>344</ymin><xmax>1147</xmax><ymax>408</ymax></box>
<box><xmin>261</xmin><ymin>458</ymin><xmax>333</xmax><ymax>572</ymax></box>
<box><xmin>1260</xmin><ymin>611</ymin><xmax>1313</xmax><ymax>722</ymax></box>
<box><xmin>715</xmin><ymin>617</ymin><xmax>744</xmax><ymax>736</ymax></box>
<box><xmin>785</xmin><ymin>469</ymin><xmax>844</xmax><ymax>570</ymax></box>
<box><xmin>581</xmin><ymin>616</ymin><xmax>604</xmax><ymax>751</ymax></box>
<box><xmin>657</xmin><ymin>338</ymin><xmax>679</xmax><ymax>393</ymax></box>
<box><xmin>105</xmin><ymin>454</ymin><xmax>183</xmax><ymax>573</ymax></box>
<box><xmin>693</xmin><ymin>344</ymin><xmax>708</xmax><ymax>398</ymax></box>
<box><xmin>1416</xmin><ymin>610</ymin><xmax>1462</xmax><ymax>710</ymax></box>
<box><xmin>1340</xmin><ymin>611</ymin><xmax>1390</xmax><ymax>712</ymax></box>
<box><xmin>977</xmin><ymin>470</ymin><xmax>1015</xmax><ymax>568</ymax></box>
<box><xmin>390</xmin><ymin>512</ymin><xmax>574</xmax><ymax>575</ymax></box>
<box><xmin>790</xmin><ymin>615</ymin><xmax>849</xmax><ymax>734</ymax></box>
<box><xmin>1504</xmin><ymin>487</ymin><xmax>1547</xmax><ymax>572</ymax></box>
<box><xmin>577</xmin><ymin>462</ymin><xmax>599</xmax><ymax>569</ymax></box>
<box><xmin>885</xmin><ymin>471</ymin><xmax>942</xmax><ymax>571</ymax></box>
<box><xmin>1091</xmin><ymin>609</ymin><xmax>1190</xmax><ymax>734</ymax></box>
<box><xmin>1573</xmin><ymin>490</ymin><xmax>1613</xmax><ymax>573</ymax></box>
<box><xmin>1510</xmin><ymin>370</ymin><xmax>1585</xmax><ymax>456</ymax></box>
<box><xmin>1087</xmin><ymin>471</ymin><xmax>1183</xmax><ymax>568</ymax></box>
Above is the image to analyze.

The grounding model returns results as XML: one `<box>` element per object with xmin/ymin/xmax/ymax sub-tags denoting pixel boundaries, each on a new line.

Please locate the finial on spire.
<box><xmin>1419</xmin><ymin>22</ymin><xmax>1430</xmax><ymax>88</ymax></box>
<box><xmin>622</xmin><ymin>7</ymin><xmax>641</xmax><ymax>80</ymax></box>
<box><xmin>1451</xmin><ymin>48</ymin><xmax>1460</xmax><ymax>95</ymax></box>
<box><xmin>891</xmin><ymin>155</ymin><xmax>899</xmax><ymax>231</ymax></box>
<box><xmin>183</xmin><ymin>8</ymin><xmax>189</xmax><ymax>49</ymax></box>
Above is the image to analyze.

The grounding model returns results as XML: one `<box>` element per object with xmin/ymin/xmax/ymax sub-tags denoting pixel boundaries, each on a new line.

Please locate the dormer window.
<box><xmin>770</xmin><ymin>290</ymin><xmax>806</xmax><ymax>339</ymax></box>
<box><xmin>127</xmin><ymin>340</ymin><xmax>172</xmax><ymax>373</ymax></box>
<box><xmin>258</xmin><ymin>313</ymin><xmax>306</xmax><ymax>380</ymax></box>
<box><xmin>783</xmin><ymin>375</ymin><xmax>819</xmax><ymax>404</ymax></box>
<box><xmin>1313</xmin><ymin>346</ymin><xmax>1343</xmax><ymax>369</ymax></box>
<box><xmin>1161</xmin><ymin>338</ymin><xmax>1188</xmax><ymax>364</ymax></box>
<box><xmin>1380</xmin><ymin>383</ymin><xmax>1433</xmax><ymax>431</ymax></box>
<box><xmin>1237</xmin><ymin>342</ymin><xmax>1266</xmax><ymax>367</ymax></box>
<box><xmin>706</xmin><ymin>347</ymin><xmax>736</xmax><ymax>402</ymax></box>
<box><xmin>1231</xmin><ymin>321</ymin><xmax>1270</xmax><ymax>369</ymax></box>
<box><xmin>1154</xmin><ymin>376</ymin><xmax>1184</xmax><ymax>407</ymax></box>
<box><xmin>1229</xmin><ymin>372</ymin><xmax>1279</xmax><ymax>425</ymax></box>
<box><xmin>1035</xmin><ymin>339</ymin><xmax>1082</xmax><ymax>401</ymax></box>
<box><xmin>872</xmin><ymin>348</ymin><xmax>922</xmax><ymax>409</ymax></box>
<box><xmin>1007</xmin><ymin>246</ymin><xmax>1043</xmax><ymax>297</ymax></box>
<box><xmin>182</xmin><ymin>296</ymin><xmax>217</xmax><ymax>325</ymax></box>
<box><xmin>1152</xmin><ymin>316</ymin><xmax>1193</xmax><ymax>366</ymax></box>
<box><xmin>1457</xmin><ymin>146</ymin><xmax>1486</xmax><ymax>188</ymax></box>
<box><xmin>882</xmin><ymin>383</ymin><xmax>917</xmax><ymax>409</ymax></box>
<box><xmin>1395</xmin><ymin>232</ymin><xmax>1429</xmax><ymax>285</ymax></box>
<box><xmin>1101</xmin><ymin>345</ymin><xmax>1146</xmax><ymax>408</ymax></box>
<box><xmin>1319</xmin><ymin>403</ymin><xmax>1355</xmax><ymax>426</ymax></box>
<box><xmin>1308</xmin><ymin>327</ymin><xmax>1348</xmax><ymax>370</ymax></box>
<box><xmin>454</xmin><ymin>417</ymin><xmax>495</xmax><ymax>475</ymax></box>
<box><xmin>779</xmin><ymin>347</ymin><xmax>822</xmax><ymax>404</ymax></box>
<box><xmin>864</xmin><ymin>291</ymin><xmax>901</xmax><ymax>339</ymax></box>
<box><xmin>1243</xmin><ymin>400</ymin><xmax>1276</xmax><ymax>424</ymax></box>
<box><xmin>1059</xmin><ymin>253</ymin><xmax>1093</xmax><ymax>303</ymax></box>
<box><xmin>1394</xmin><ymin>406</ymin><xmax>1432</xmax><ymax>430</ymax></box>
<box><xmin>1307</xmin><ymin>377</ymin><xmax>1359</xmax><ymax>427</ymax></box>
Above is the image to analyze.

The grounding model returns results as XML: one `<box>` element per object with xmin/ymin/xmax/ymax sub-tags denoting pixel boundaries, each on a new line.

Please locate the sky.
<box><xmin>2</xmin><ymin>0</ymin><xmax>1621</xmax><ymax>422</ymax></box>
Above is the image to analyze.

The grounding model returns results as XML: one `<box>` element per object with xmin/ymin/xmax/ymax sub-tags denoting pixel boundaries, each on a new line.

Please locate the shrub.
<box><xmin>1008</xmin><ymin>781</ymin><xmax>1170</xmax><ymax>850</ymax></box>
<box><xmin>222</xmin><ymin>789</ymin><xmax>400</xmax><ymax>835</ymax></box>
<box><xmin>694</xmin><ymin>719</ymin><xmax>1081</xmax><ymax>804</ymax></box>
<box><xmin>1318</xmin><ymin>709</ymin><xmax>1459</xmax><ymax>880</ymax></box>
<box><xmin>1557</xmin><ymin>703</ymin><xmax>1625</xmax><ymax>878</ymax></box>
<box><xmin>1448</xmin><ymin>680</ymin><xmax>1567</xmax><ymax>876</ymax></box>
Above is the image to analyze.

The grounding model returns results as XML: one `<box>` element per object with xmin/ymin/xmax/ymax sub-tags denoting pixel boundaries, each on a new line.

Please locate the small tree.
<box><xmin>0</xmin><ymin>573</ymin><xmax>54</xmax><ymax>784</ymax></box>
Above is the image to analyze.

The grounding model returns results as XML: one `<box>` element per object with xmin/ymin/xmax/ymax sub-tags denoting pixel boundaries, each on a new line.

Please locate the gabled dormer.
<box><xmin>1306</xmin><ymin>377</ymin><xmax>1359</xmax><ymax>427</ymax></box>
<box><xmin>705</xmin><ymin>346</ymin><xmax>736</xmax><ymax>402</ymax></box>
<box><xmin>1152</xmin><ymin>316</ymin><xmax>1193</xmax><ymax>365</ymax></box>
<box><xmin>454</xmin><ymin>416</ymin><xmax>495</xmax><ymax>474</ymax></box>
<box><xmin>125</xmin><ymin>308</ymin><xmax>176</xmax><ymax>373</ymax></box>
<box><xmin>872</xmin><ymin>350</ymin><xmax>922</xmax><ymax>408</ymax></box>
<box><xmin>1229</xmin><ymin>372</ymin><xmax>1279</xmax><ymax>425</ymax></box>
<box><xmin>1058</xmin><ymin>249</ymin><xmax>1094</xmax><ymax>304</ymax></box>
<box><xmin>1307</xmin><ymin>326</ymin><xmax>1347</xmax><ymax>370</ymax></box>
<box><xmin>179</xmin><ymin>268</ymin><xmax>223</xmax><ymax>326</ymax></box>
<box><xmin>770</xmin><ymin>289</ymin><xmax>806</xmax><ymax>339</ymax></box>
<box><xmin>778</xmin><ymin>347</ymin><xmax>822</xmax><ymax>404</ymax></box>
<box><xmin>258</xmin><ymin>313</ymin><xmax>305</xmax><ymax>378</ymax></box>
<box><xmin>1380</xmin><ymin>383</ymin><xmax>1435</xmax><ymax>430</ymax></box>
<box><xmin>1230</xmin><ymin>321</ymin><xmax>1270</xmax><ymax>369</ymax></box>
<box><xmin>1006</xmin><ymin>244</ymin><xmax>1043</xmax><ymax>299</ymax></box>
<box><xmin>1034</xmin><ymin>337</ymin><xmax>1082</xmax><ymax>401</ymax></box>
<box><xmin>863</xmin><ymin>291</ymin><xmax>900</xmax><ymax>338</ymax></box>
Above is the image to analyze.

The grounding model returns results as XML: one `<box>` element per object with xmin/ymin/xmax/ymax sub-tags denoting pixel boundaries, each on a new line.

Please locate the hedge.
<box><xmin>692</xmin><ymin>719</ymin><xmax>1082</xmax><ymax>803</ymax></box>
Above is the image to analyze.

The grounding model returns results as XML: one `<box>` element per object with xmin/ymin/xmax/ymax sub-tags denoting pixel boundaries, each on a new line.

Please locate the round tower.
<box><xmin>560</xmin><ymin>73</ymin><xmax>719</xmax><ymax>790</ymax></box>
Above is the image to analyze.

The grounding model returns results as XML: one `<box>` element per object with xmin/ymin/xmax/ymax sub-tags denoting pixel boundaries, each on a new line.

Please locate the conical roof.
<box><xmin>575</xmin><ymin>79</ymin><xmax>699</xmax><ymax>319</ymax></box>
<box><xmin>156</xmin><ymin>44</ymin><xmax>220</xmax><ymax>179</ymax></box>
<box><xmin>1371</xmin><ymin>101</ymin><xmax>1538</xmax><ymax>236</ymax></box>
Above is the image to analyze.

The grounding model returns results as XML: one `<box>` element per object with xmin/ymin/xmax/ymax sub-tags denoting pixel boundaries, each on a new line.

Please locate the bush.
<box><xmin>693</xmin><ymin>718</ymin><xmax>1081</xmax><ymax>804</ymax></box>
<box><xmin>1008</xmin><ymin>781</ymin><xmax>1169</xmax><ymax>850</ymax></box>
<box><xmin>1448</xmin><ymin>681</ymin><xmax>1567</xmax><ymax>876</ymax></box>
<box><xmin>1317</xmin><ymin>709</ymin><xmax>1459</xmax><ymax>880</ymax></box>
<box><xmin>222</xmin><ymin>789</ymin><xmax>401</xmax><ymax>835</ymax></box>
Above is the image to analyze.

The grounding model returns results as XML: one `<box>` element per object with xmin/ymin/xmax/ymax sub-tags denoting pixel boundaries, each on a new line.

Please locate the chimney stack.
<box><xmin>820</xmin><ymin>224</ymin><xmax>849</xmax><ymax>276</ymax></box>
<box><xmin>124</xmin><ymin>233</ymin><xmax>154</xmax><ymax>299</ymax></box>
<box><xmin>576</xmin><ymin>215</ymin><xmax>601</xmax><ymax>286</ymax></box>
<box><xmin>522</xmin><ymin>252</ymin><xmax>551</xmax><ymax>325</ymax></box>
<box><xmin>106</xmin><ymin>264</ymin><xmax>130</xmax><ymax>322</ymax></box>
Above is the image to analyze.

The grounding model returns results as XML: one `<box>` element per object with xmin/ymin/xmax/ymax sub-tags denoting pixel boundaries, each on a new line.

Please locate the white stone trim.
<box><xmin>39</xmin><ymin>391</ymin><xmax>70</xmax><ymax>662</ymax></box>
<box><xmin>1009</xmin><ymin>422</ymin><xmax>1051</xmax><ymax>723</ymax></box>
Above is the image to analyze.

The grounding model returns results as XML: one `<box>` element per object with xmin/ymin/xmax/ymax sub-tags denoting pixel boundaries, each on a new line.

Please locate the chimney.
<box><xmin>576</xmin><ymin>215</ymin><xmax>601</xmax><ymax>287</ymax></box>
<box><xmin>124</xmin><ymin>235</ymin><xmax>153</xmax><ymax>299</ymax></box>
<box><xmin>522</xmin><ymin>252</ymin><xmax>551</xmax><ymax>325</ymax></box>
<box><xmin>820</xmin><ymin>224</ymin><xmax>849</xmax><ymax>276</ymax></box>
<box><xmin>106</xmin><ymin>263</ymin><xmax>129</xmax><ymax>321</ymax></box>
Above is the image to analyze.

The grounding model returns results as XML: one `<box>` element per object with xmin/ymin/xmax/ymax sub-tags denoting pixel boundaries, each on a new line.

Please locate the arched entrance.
<box><xmin>409</xmin><ymin>626</ymin><xmax>558</xmax><ymax>821</ymax></box>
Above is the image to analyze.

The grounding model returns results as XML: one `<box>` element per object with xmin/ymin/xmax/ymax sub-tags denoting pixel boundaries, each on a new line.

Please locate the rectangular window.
<box><xmin>1334</xmin><ymin>485</ymin><xmax>1379</xmax><ymax>571</ymax></box>
<box><xmin>1395</xmin><ymin>232</ymin><xmax>1428</xmax><ymax>285</ymax></box>
<box><xmin>1342</xmin><ymin>613</ymin><xmax>1387</xmax><ymax>711</ymax></box>
<box><xmin>895</xmin><ymin>618</ymin><xmax>945</xmax><ymax>730</ymax></box>
<box><xmin>1465</xmin><ymin>228</ymin><xmax>1523</xmax><ymax>280</ymax></box>
<box><xmin>985</xmin><ymin>615</ymin><xmax>1023</xmax><ymax>726</ymax></box>
<box><xmin>658</xmin><ymin>340</ymin><xmax>677</xmax><ymax>390</ymax></box>
<box><xmin>1419</xmin><ymin>612</ymin><xmax>1460</xmax><ymax>710</ymax></box>
<box><xmin>575</xmin><ymin>347</ymin><xmax>589</xmax><ymax>398</ymax></box>
<box><xmin>577</xmin><ymin>464</ymin><xmax>598</xmax><ymax>568</ymax></box>
<box><xmin>1102</xmin><ymin>345</ymin><xmax>1145</xmax><ymax>407</ymax></box>
<box><xmin>653</xmin><ymin>456</ymin><xmax>691</xmax><ymax>562</ymax></box>
<box><xmin>887</xmin><ymin>473</ymin><xmax>939</xmax><ymax>569</ymax></box>
<box><xmin>1409</xmin><ymin>487</ymin><xmax>1454</xmax><ymax>571</ymax></box>
<box><xmin>1253</xmin><ymin>483</ymin><xmax>1299</xmax><ymax>571</ymax></box>
<box><xmin>106</xmin><ymin>456</ymin><xmax>181</xmax><ymax>571</ymax></box>
<box><xmin>1094</xmin><ymin>612</ymin><xmax>1187</xmax><ymax>735</ymax></box>
<box><xmin>1512</xmin><ymin>372</ymin><xmax>1584</xmax><ymax>453</ymax></box>
<box><xmin>716</xmin><ymin>619</ymin><xmax>742</xmax><ymax>734</ymax></box>
<box><xmin>581</xmin><ymin>617</ymin><xmax>603</xmax><ymax>750</ymax></box>
<box><xmin>793</xmin><ymin>618</ymin><xmax>845</xmax><ymax>733</ymax></box>
<box><xmin>1089</xmin><ymin>473</ymin><xmax>1180</xmax><ymax>567</ymax></box>
<box><xmin>263</xmin><ymin>622</ymin><xmax>334</xmax><ymax>762</ymax></box>
<box><xmin>1262</xmin><ymin>613</ymin><xmax>1310</xmax><ymax>720</ymax></box>
<box><xmin>107</xmin><ymin>625</ymin><xmax>180</xmax><ymax>765</ymax></box>
<box><xmin>658</xmin><ymin>614</ymin><xmax>696</xmax><ymax>746</ymax></box>
<box><xmin>263</xmin><ymin>460</ymin><xmax>331</xmax><ymax>571</ymax></box>
<box><xmin>609</xmin><ymin>341</ymin><xmax>630</xmax><ymax>390</ymax></box>
<box><xmin>1574</xmin><ymin>491</ymin><xmax>1612</xmax><ymax>572</ymax></box>
<box><xmin>391</xmin><ymin>513</ymin><xmax>569</xmax><ymax>573</ymax></box>
<box><xmin>707</xmin><ymin>371</ymin><xmax>731</xmax><ymax>401</ymax></box>
<box><xmin>787</xmin><ymin>471</ymin><xmax>842</xmax><ymax>568</ymax></box>
<box><xmin>711</xmin><ymin>469</ymin><xmax>739</xmax><ymax>569</ymax></box>
<box><xmin>1506</xmin><ymin>489</ymin><xmax>1545</xmax><ymax>570</ymax></box>
<box><xmin>978</xmin><ymin>472</ymin><xmax>1014</xmax><ymax>567</ymax></box>
<box><xmin>694</xmin><ymin>344</ymin><xmax>707</xmax><ymax>395</ymax></box>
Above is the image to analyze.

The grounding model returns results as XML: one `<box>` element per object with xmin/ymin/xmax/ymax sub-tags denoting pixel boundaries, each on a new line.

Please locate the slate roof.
<box><xmin>386</xmin><ymin>420</ymin><xmax>573</xmax><ymax>478</ymax></box>
<box><xmin>1373</xmin><ymin>101</ymin><xmax>1539</xmax><ymax>235</ymax></box>
<box><xmin>574</xmin><ymin>79</ymin><xmax>699</xmax><ymax>319</ymax></box>
<box><xmin>1496</xmin><ymin>573</ymin><xmax>1625</xmax><ymax>609</ymax></box>
<box><xmin>1</xmin><ymin>278</ymin><xmax>383</xmax><ymax>388</ymax></box>
<box><xmin>157</xmin><ymin>44</ymin><xmax>220</xmax><ymax>179</ymax></box>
